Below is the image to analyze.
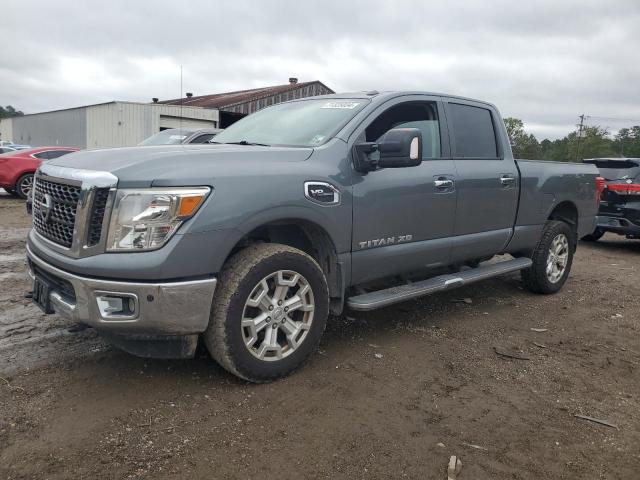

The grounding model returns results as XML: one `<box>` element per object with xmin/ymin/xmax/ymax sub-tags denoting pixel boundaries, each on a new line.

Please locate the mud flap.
<box><xmin>100</xmin><ymin>333</ymin><xmax>199</xmax><ymax>359</ymax></box>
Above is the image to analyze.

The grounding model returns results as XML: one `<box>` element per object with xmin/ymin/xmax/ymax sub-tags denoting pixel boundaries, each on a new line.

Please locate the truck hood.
<box><xmin>48</xmin><ymin>144</ymin><xmax>314</xmax><ymax>187</ymax></box>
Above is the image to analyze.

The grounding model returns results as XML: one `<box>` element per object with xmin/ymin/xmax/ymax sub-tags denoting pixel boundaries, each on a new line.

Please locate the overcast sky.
<box><xmin>2</xmin><ymin>0</ymin><xmax>639</xmax><ymax>139</ymax></box>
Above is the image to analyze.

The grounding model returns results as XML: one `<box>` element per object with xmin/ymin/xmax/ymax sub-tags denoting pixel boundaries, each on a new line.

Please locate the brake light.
<box><xmin>606</xmin><ymin>183</ymin><xmax>640</xmax><ymax>195</ymax></box>
<box><xmin>595</xmin><ymin>176</ymin><xmax>605</xmax><ymax>201</ymax></box>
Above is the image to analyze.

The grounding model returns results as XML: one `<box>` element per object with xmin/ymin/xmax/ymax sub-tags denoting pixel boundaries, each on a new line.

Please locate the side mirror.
<box><xmin>353</xmin><ymin>128</ymin><xmax>423</xmax><ymax>173</ymax></box>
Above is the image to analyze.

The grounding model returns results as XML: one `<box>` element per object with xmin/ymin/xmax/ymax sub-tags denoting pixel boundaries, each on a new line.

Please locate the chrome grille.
<box><xmin>33</xmin><ymin>178</ymin><xmax>81</xmax><ymax>248</ymax></box>
<box><xmin>87</xmin><ymin>188</ymin><xmax>110</xmax><ymax>246</ymax></box>
<box><xmin>32</xmin><ymin>165</ymin><xmax>118</xmax><ymax>257</ymax></box>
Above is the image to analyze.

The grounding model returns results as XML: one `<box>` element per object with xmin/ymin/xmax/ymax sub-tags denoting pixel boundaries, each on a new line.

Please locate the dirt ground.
<box><xmin>0</xmin><ymin>189</ymin><xmax>638</xmax><ymax>480</ymax></box>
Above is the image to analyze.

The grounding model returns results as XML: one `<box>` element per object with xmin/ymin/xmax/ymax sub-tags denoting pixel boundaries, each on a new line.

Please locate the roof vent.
<box><xmin>186</xmin><ymin>92</ymin><xmax>193</xmax><ymax>98</ymax></box>
<box><xmin>289</xmin><ymin>77</ymin><xmax>298</xmax><ymax>85</ymax></box>
<box><xmin>152</xmin><ymin>97</ymin><xmax>159</xmax><ymax>103</ymax></box>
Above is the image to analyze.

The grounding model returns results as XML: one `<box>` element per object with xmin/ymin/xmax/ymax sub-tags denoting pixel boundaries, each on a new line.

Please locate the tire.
<box><xmin>204</xmin><ymin>243</ymin><xmax>329</xmax><ymax>383</ymax></box>
<box><xmin>581</xmin><ymin>228</ymin><xmax>604</xmax><ymax>242</ymax></box>
<box><xmin>522</xmin><ymin>220</ymin><xmax>575</xmax><ymax>294</ymax></box>
<box><xmin>15</xmin><ymin>173</ymin><xmax>34</xmax><ymax>199</ymax></box>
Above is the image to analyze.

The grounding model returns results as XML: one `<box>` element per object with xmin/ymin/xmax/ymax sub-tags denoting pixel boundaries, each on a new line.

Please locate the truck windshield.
<box><xmin>585</xmin><ymin>159</ymin><xmax>640</xmax><ymax>181</ymax></box>
<box><xmin>213</xmin><ymin>98</ymin><xmax>369</xmax><ymax>147</ymax></box>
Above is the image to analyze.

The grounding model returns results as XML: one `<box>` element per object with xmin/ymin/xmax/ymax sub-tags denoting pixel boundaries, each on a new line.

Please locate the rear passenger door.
<box><xmin>444</xmin><ymin>101</ymin><xmax>519</xmax><ymax>263</ymax></box>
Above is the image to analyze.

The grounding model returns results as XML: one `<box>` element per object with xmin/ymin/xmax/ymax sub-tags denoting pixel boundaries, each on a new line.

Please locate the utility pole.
<box><xmin>576</xmin><ymin>114</ymin><xmax>585</xmax><ymax>162</ymax></box>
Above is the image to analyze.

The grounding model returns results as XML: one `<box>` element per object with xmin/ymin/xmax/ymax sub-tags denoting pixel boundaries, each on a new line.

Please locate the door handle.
<box><xmin>500</xmin><ymin>175</ymin><xmax>516</xmax><ymax>186</ymax></box>
<box><xmin>434</xmin><ymin>179</ymin><xmax>454</xmax><ymax>188</ymax></box>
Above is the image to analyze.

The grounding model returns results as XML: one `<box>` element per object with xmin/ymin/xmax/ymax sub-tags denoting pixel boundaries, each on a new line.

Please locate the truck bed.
<box><xmin>514</xmin><ymin>159</ymin><xmax>599</xmax><ymax>240</ymax></box>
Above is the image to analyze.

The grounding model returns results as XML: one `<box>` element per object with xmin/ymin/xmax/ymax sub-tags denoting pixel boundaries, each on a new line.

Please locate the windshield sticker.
<box><xmin>321</xmin><ymin>101</ymin><xmax>360</xmax><ymax>109</ymax></box>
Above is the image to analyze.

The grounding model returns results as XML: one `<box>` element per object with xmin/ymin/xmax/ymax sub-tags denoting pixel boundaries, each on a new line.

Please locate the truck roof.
<box><xmin>305</xmin><ymin>91</ymin><xmax>497</xmax><ymax>108</ymax></box>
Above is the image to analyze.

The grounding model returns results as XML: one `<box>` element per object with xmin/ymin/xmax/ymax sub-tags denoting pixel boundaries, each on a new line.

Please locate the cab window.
<box><xmin>365</xmin><ymin>102</ymin><xmax>441</xmax><ymax>159</ymax></box>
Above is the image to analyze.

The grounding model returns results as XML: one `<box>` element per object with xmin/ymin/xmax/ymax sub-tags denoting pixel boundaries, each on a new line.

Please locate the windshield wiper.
<box><xmin>221</xmin><ymin>140</ymin><xmax>271</xmax><ymax>147</ymax></box>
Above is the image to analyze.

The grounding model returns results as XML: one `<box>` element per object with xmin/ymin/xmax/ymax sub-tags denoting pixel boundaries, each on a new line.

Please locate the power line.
<box><xmin>582</xmin><ymin>115</ymin><xmax>640</xmax><ymax>123</ymax></box>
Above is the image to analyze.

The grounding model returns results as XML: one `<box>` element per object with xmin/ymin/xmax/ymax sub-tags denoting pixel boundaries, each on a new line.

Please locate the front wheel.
<box><xmin>15</xmin><ymin>173</ymin><xmax>34</xmax><ymax>199</ymax></box>
<box><xmin>522</xmin><ymin>220</ymin><xmax>575</xmax><ymax>294</ymax></box>
<box><xmin>204</xmin><ymin>243</ymin><xmax>329</xmax><ymax>383</ymax></box>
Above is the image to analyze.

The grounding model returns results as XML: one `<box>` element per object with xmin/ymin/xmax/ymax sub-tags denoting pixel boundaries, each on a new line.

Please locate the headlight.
<box><xmin>106</xmin><ymin>187</ymin><xmax>210</xmax><ymax>251</ymax></box>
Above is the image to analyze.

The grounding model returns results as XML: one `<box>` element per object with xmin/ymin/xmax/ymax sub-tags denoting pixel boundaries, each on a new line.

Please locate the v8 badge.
<box><xmin>304</xmin><ymin>181</ymin><xmax>340</xmax><ymax>206</ymax></box>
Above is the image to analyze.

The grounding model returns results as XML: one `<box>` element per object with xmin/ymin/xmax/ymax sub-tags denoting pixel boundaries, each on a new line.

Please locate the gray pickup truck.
<box><xmin>26</xmin><ymin>91</ymin><xmax>600</xmax><ymax>382</ymax></box>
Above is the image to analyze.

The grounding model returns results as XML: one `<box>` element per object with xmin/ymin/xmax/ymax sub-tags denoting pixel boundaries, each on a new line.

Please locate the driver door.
<box><xmin>350</xmin><ymin>96</ymin><xmax>458</xmax><ymax>284</ymax></box>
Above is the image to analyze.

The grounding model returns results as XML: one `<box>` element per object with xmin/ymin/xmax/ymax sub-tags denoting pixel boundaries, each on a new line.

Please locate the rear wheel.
<box><xmin>581</xmin><ymin>228</ymin><xmax>604</xmax><ymax>242</ymax></box>
<box><xmin>15</xmin><ymin>174</ymin><xmax>34</xmax><ymax>199</ymax></box>
<box><xmin>204</xmin><ymin>243</ymin><xmax>329</xmax><ymax>383</ymax></box>
<box><xmin>522</xmin><ymin>220</ymin><xmax>574</xmax><ymax>294</ymax></box>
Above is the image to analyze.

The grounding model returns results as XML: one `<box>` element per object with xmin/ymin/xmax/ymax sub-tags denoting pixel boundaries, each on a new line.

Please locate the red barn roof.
<box><xmin>157</xmin><ymin>80</ymin><xmax>334</xmax><ymax>110</ymax></box>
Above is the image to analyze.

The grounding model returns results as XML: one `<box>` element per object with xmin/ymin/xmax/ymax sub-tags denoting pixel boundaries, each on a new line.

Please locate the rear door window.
<box><xmin>449</xmin><ymin>103</ymin><xmax>498</xmax><ymax>158</ymax></box>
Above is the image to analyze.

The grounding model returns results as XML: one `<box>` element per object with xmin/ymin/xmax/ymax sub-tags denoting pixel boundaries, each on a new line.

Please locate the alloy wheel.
<box><xmin>18</xmin><ymin>175</ymin><xmax>33</xmax><ymax>198</ymax></box>
<box><xmin>241</xmin><ymin>270</ymin><xmax>315</xmax><ymax>361</ymax></box>
<box><xmin>546</xmin><ymin>233</ymin><xmax>569</xmax><ymax>283</ymax></box>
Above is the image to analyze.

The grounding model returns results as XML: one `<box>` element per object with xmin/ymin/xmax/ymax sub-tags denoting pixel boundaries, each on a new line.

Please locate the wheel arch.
<box><xmin>13</xmin><ymin>169</ymin><xmax>36</xmax><ymax>187</ymax></box>
<box><xmin>547</xmin><ymin>201</ymin><xmax>579</xmax><ymax>247</ymax></box>
<box><xmin>224</xmin><ymin>218</ymin><xmax>345</xmax><ymax>314</ymax></box>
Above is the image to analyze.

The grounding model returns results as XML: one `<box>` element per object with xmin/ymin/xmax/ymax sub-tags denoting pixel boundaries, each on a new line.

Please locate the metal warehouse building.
<box><xmin>0</xmin><ymin>102</ymin><xmax>218</xmax><ymax>149</ymax></box>
<box><xmin>0</xmin><ymin>79</ymin><xmax>333</xmax><ymax>149</ymax></box>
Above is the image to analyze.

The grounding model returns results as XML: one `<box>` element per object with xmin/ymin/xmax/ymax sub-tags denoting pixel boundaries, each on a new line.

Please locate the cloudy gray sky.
<box><xmin>2</xmin><ymin>0</ymin><xmax>639</xmax><ymax>139</ymax></box>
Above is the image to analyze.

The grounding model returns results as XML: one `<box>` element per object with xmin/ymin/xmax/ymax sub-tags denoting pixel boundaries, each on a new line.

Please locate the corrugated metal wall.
<box><xmin>0</xmin><ymin>118</ymin><xmax>13</xmax><ymax>143</ymax></box>
<box><xmin>85</xmin><ymin>102</ymin><xmax>219</xmax><ymax>148</ymax></box>
<box><xmin>222</xmin><ymin>83</ymin><xmax>333</xmax><ymax>115</ymax></box>
<box><xmin>8</xmin><ymin>108</ymin><xmax>87</xmax><ymax>148</ymax></box>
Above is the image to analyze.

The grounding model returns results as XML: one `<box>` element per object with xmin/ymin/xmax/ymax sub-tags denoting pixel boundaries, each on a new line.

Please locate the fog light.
<box><xmin>95</xmin><ymin>292</ymin><xmax>138</xmax><ymax>320</ymax></box>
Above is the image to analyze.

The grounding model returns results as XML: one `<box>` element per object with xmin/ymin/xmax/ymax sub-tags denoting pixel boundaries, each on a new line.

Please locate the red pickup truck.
<box><xmin>0</xmin><ymin>147</ymin><xmax>78</xmax><ymax>198</ymax></box>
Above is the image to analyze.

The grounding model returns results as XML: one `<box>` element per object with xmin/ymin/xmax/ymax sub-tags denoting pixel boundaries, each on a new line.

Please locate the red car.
<box><xmin>0</xmin><ymin>147</ymin><xmax>79</xmax><ymax>199</ymax></box>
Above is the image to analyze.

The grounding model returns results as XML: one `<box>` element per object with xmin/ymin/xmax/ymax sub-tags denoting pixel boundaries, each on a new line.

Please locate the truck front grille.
<box><xmin>32</xmin><ymin>178</ymin><xmax>81</xmax><ymax>248</ymax></box>
<box><xmin>87</xmin><ymin>188</ymin><xmax>110</xmax><ymax>246</ymax></box>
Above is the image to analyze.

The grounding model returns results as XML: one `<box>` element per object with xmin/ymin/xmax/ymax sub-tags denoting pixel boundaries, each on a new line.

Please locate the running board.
<box><xmin>346</xmin><ymin>257</ymin><xmax>532</xmax><ymax>311</ymax></box>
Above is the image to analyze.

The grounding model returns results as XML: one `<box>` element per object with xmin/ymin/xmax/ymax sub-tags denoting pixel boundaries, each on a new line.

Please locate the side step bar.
<box><xmin>346</xmin><ymin>257</ymin><xmax>532</xmax><ymax>311</ymax></box>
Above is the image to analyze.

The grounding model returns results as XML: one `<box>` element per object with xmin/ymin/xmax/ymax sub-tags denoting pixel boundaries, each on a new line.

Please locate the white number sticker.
<box><xmin>321</xmin><ymin>102</ymin><xmax>360</xmax><ymax>109</ymax></box>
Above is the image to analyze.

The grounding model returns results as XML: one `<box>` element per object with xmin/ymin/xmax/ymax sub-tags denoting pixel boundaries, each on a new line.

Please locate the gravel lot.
<box><xmin>1</xmin><ymin>189</ymin><xmax>638</xmax><ymax>479</ymax></box>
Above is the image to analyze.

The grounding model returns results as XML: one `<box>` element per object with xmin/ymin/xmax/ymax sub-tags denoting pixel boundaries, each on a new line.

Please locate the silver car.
<box><xmin>138</xmin><ymin>128</ymin><xmax>222</xmax><ymax>146</ymax></box>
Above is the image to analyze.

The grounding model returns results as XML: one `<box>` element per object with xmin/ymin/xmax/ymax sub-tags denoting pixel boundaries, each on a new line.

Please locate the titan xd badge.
<box><xmin>358</xmin><ymin>235</ymin><xmax>413</xmax><ymax>249</ymax></box>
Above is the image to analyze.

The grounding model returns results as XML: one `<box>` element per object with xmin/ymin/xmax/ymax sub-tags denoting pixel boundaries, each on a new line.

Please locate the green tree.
<box><xmin>569</xmin><ymin>126</ymin><xmax>617</xmax><ymax>161</ymax></box>
<box><xmin>615</xmin><ymin>126</ymin><xmax>640</xmax><ymax>157</ymax></box>
<box><xmin>0</xmin><ymin>105</ymin><xmax>24</xmax><ymax>119</ymax></box>
<box><xmin>503</xmin><ymin>117</ymin><xmax>540</xmax><ymax>159</ymax></box>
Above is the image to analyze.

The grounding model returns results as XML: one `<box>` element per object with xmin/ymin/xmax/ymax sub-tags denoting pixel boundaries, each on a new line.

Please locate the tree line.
<box><xmin>504</xmin><ymin>117</ymin><xmax>640</xmax><ymax>161</ymax></box>
<box><xmin>0</xmin><ymin>105</ymin><xmax>24</xmax><ymax>119</ymax></box>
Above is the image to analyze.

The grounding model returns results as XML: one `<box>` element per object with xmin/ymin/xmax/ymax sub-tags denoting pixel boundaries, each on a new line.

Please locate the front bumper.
<box><xmin>26</xmin><ymin>244</ymin><xmax>217</xmax><ymax>335</ymax></box>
